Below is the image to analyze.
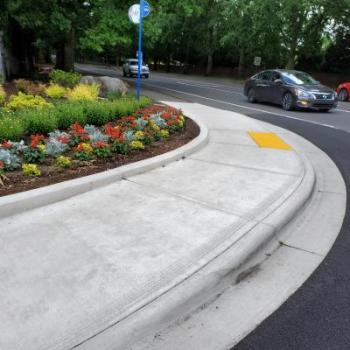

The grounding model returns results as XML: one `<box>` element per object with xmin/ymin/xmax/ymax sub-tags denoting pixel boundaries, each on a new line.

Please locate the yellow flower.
<box><xmin>56</xmin><ymin>156</ymin><xmax>72</xmax><ymax>168</ymax></box>
<box><xmin>130</xmin><ymin>140</ymin><xmax>145</xmax><ymax>150</ymax></box>
<box><xmin>45</xmin><ymin>84</ymin><xmax>68</xmax><ymax>99</ymax></box>
<box><xmin>134</xmin><ymin>131</ymin><xmax>145</xmax><ymax>140</ymax></box>
<box><xmin>149</xmin><ymin>120</ymin><xmax>160</xmax><ymax>132</ymax></box>
<box><xmin>37</xmin><ymin>144</ymin><xmax>46</xmax><ymax>153</ymax></box>
<box><xmin>67</xmin><ymin>83</ymin><xmax>100</xmax><ymax>101</ymax></box>
<box><xmin>22</xmin><ymin>163</ymin><xmax>41</xmax><ymax>176</ymax></box>
<box><xmin>82</xmin><ymin>143</ymin><xmax>93</xmax><ymax>153</ymax></box>
<box><xmin>160</xmin><ymin>129</ymin><xmax>169</xmax><ymax>138</ymax></box>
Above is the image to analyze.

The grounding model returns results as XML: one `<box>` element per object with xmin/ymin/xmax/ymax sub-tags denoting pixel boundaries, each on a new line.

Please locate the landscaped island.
<box><xmin>0</xmin><ymin>70</ymin><xmax>198</xmax><ymax>196</ymax></box>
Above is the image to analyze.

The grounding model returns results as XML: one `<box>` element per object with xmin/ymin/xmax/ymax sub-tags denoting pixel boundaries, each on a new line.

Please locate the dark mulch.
<box><xmin>0</xmin><ymin>118</ymin><xmax>200</xmax><ymax>197</ymax></box>
<box><xmin>3</xmin><ymin>82</ymin><xmax>18</xmax><ymax>99</ymax></box>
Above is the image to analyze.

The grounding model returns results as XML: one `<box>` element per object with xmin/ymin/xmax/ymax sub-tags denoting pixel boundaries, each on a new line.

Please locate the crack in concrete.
<box><xmin>279</xmin><ymin>241</ymin><xmax>325</xmax><ymax>257</ymax></box>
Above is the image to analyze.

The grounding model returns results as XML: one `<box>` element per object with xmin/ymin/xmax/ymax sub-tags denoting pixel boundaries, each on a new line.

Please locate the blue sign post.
<box><xmin>136</xmin><ymin>0</ymin><xmax>144</xmax><ymax>101</ymax></box>
<box><xmin>128</xmin><ymin>0</ymin><xmax>150</xmax><ymax>101</ymax></box>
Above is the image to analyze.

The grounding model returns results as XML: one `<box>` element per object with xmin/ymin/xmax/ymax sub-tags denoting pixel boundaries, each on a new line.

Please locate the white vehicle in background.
<box><xmin>122</xmin><ymin>59</ymin><xmax>149</xmax><ymax>78</ymax></box>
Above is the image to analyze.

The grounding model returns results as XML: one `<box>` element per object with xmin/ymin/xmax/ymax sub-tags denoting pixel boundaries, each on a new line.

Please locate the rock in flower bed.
<box><xmin>0</xmin><ymin>104</ymin><xmax>199</xmax><ymax>196</ymax></box>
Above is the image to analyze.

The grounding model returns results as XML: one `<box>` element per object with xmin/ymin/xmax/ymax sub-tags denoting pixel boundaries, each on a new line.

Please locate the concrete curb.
<box><xmin>123</xmin><ymin>123</ymin><xmax>346</xmax><ymax>350</ymax></box>
<box><xmin>0</xmin><ymin>114</ymin><xmax>208</xmax><ymax>219</ymax></box>
<box><xmin>74</xmin><ymin>118</ymin><xmax>317</xmax><ymax>350</ymax></box>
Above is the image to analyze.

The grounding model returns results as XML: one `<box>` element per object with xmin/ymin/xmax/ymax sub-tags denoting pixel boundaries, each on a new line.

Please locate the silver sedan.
<box><xmin>122</xmin><ymin>59</ymin><xmax>149</xmax><ymax>78</ymax></box>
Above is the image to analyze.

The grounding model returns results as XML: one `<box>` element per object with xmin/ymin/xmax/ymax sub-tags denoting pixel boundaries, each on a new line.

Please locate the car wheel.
<box><xmin>282</xmin><ymin>93</ymin><xmax>294</xmax><ymax>111</ymax></box>
<box><xmin>247</xmin><ymin>89</ymin><xmax>257</xmax><ymax>103</ymax></box>
<box><xmin>338</xmin><ymin>88</ymin><xmax>349</xmax><ymax>102</ymax></box>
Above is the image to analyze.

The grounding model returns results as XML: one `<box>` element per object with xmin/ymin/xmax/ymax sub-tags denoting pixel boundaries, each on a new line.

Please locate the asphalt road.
<box><xmin>77</xmin><ymin>64</ymin><xmax>350</xmax><ymax>349</ymax></box>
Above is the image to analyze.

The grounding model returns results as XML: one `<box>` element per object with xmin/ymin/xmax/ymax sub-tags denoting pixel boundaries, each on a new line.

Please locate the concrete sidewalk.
<box><xmin>0</xmin><ymin>103</ymin><xmax>312</xmax><ymax>350</ymax></box>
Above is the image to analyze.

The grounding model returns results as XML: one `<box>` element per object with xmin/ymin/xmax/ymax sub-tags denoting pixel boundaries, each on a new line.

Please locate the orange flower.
<box><xmin>30</xmin><ymin>134</ymin><xmax>44</xmax><ymax>149</ymax></box>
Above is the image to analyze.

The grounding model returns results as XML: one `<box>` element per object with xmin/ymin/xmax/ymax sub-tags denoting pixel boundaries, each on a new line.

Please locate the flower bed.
<box><xmin>0</xmin><ymin>103</ymin><xmax>199</xmax><ymax>196</ymax></box>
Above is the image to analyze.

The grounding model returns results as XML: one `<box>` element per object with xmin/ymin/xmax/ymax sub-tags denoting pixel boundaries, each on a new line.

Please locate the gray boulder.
<box><xmin>80</xmin><ymin>75</ymin><xmax>129</xmax><ymax>97</ymax></box>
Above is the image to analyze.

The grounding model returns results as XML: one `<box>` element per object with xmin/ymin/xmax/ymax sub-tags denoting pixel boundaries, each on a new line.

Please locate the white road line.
<box><xmin>175</xmin><ymin>81</ymin><xmax>244</xmax><ymax>95</ymax></box>
<box><xmin>143</xmin><ymin>82</ymin><xmax>339</xmax><ymax>129</ymax></box>
<box><xmin>336</xmin><ymin>108</ymin><xmax>350</xmax><ymax>113</ymax></box>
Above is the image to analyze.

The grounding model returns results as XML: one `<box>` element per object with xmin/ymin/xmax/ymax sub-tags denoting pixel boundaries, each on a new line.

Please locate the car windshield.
<box><xmin>281</xmin><ymin>72</ymin><xmax>318</xmax><ymax>85</ymax></box>
<box><xmin>129</xmin><ymin>60</ymin><xmax>145</xmax><ymax>66</ymax></box>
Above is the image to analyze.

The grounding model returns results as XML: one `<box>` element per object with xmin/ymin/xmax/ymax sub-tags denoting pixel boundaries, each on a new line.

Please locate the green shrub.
<box><xmin>53</xmin><ymin>101</ymin><xmax>87</xmax><ymax>129</ymax></box>
<box><xmin>19</xmin><ymin>108</ymin><xmax>58</xmax><ymax>135</ymax></box>
<box><xmin>67</xmin><ymin>83</ymin><xmax>100</xmax><ymax>101</ymax></box>
<box><xmin>81</xmin><ymin>100</ymin><xmax>111</xmax><ymax>126</ymax></box>
<box><xmin>45</xmin><ymin>84</ymin><xmax>68</xmax><ymax>99</ymax></box>
<box><xmin>6</xmin><ymin>92</ymin><xmax>53</xmax><ymax>110</ymax></box>
<box><xmin>0</xmin><ymin>85</ymin><xmax>5</xmax><ymax>106</ymax></box>
<box><xmin>139</xmin><ymin>96</ymin><xmax>152</xmax><ymax>108</ymax></box>
<box><xmin>49</xmin><ymin>69</ymin><xmax>81</xmax><ymax>88</ymax></box>
<box><xmin>107</xmin><ymin>91</ymin><xmax>124</xmax><ymax>101</ymax></box>
<box><xmin>0</xmin><ymin>115</ymin><xmax>25</xmax><ymax>141</ymax></box>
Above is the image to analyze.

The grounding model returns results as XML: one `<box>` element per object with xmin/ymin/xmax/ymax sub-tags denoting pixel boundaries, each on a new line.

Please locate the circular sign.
<box><xmin>143</xmin><ymin>0</ymin><xmax>151</xmax><ymax>17</ymax></box>
<box><xmin>128</xmin><ymin>4</ymin><xmax>140</xmax><ymax>24</ymax></box>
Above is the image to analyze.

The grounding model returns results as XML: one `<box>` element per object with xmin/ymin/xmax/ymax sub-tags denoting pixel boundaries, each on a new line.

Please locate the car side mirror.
<box><xmin>274</xmin><ymin>79</ymin><xmax>283</xmax><ymax>85</ymax></box>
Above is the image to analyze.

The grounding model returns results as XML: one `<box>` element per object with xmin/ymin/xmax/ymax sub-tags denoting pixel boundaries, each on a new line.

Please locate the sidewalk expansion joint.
<box><xmin>279</xmin><ymin>241</ymin><xmax>324</xmax><ymax>257</ymax></box>
<box><xmin>123</xmin><ymin>178</ymin><xmax>248</xmax><ymax>219</ymax></box>
<box><xmin>188</xmin><ymin>157</ymin><xmax>301</xmax><ymax>177</ymax></box>
<box><xmin>210</xmin><ymin>141</ymin><xmax>258</xmax><ymax>148</ymax></box>
<box><xmin>317</xmin><ymin>189</ymin><xmax>346</xmax><ymax>196</ymax></box>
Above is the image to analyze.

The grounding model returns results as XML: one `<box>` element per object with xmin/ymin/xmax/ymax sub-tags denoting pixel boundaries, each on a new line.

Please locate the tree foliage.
<box><xmin>0</xmin><ymin>0</ymin><xmax>349</xmax><ymax>76</ymax></box>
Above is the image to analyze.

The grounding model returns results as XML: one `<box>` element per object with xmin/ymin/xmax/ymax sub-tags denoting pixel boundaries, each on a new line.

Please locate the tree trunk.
<box><xmin>166</xmin><ymin>53</ymin><xmax>171</xmax><ymax>73</ymax></box>
<box><xmin>7</xmin><ymin>19</ymin><xmax>35</xmax><ymax>77</ymax></box>
<box><xmin>0</xmin><ymin>31</ymin><xmax>7</xmax><ymax>81</ymax></box>
<box><xmin>206</xmin><ymin>52</ymin><xmax>213</xmax><ymax>76</ymax></box>
<box><xmin>285</xmin><ymin>48</ymin><xmax>296</xmax><ymax>70</ymax></box>
<box><xmin>182</xmin><ymin>40</ymin><xmax>191</xmax><ymax>74</ymax></box>
<box><xmin>205</xmin><ymin>24</ymin><xmax>217</xmax><ymax>76</ymax></box>
<box><xmin>55</xmin><ymin>44</ymin><xmax>65</xmax><ymax>70</ymax></box>
<box><xmin>63</xmin><ymin>29</ymin><xmax>75</xmax><ymax>71</ymax></box>
<box><xmin>238</xmin><ymin>49</ymin><xmax>245</xmax><ymax>78</ymax></box>
<box><xmin>153</xmin><ymin>56</ymin><xmax>158</xmax><ymax>71</ymax></box>
<box><xmin>55</xmin><ymin>29</ymin><xmax>75</xmax><ymax>71</ymax></box>
<box><xmin>285</xmin><ymin>38</ymin><xmax>297</xmax><ymax>70</ymax></box>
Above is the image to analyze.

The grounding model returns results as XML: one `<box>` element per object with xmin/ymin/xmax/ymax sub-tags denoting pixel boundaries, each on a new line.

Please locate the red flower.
<box><xmin>143</xmin><ymin>115</ymin><xmax>150</xmax><ymax>121</ymax></box>
<box><xmin>30</xmin><ymin>134</ymin><xmax>44</xmax><ymax>149</ymax></box>
<box><xmin>104</xmin><ymin>123</ymin><xmax>121</xmax><ymax>140</ymax></box>
<box><xmin>93</xmin><ymin>141</ymin><xmax>108</xmax><ymax>149</ymax></box>
<box><xmin>1</xmin><ymin>140</ymin><xmax>12</xmax><ymax>149</ymax></box>
<box><xmin>70</xmin><ymin>122</ymin><xmax>84</xmax><ymax>135</ymax></box>
<box><xmin>118</xmin><ymin>134</ymin><xmax>125</xmax><ymax>144</ymax></box>
<box><xmin>58</xmin><ymin>135</ymin><xmax>69</xmax><ymax>144</ymax></box>
<box><xmin>162</xmin><ymin>112</ymin><xmax>172</xmax><ymax>120</ymax></box>
<box><xmin>0</xmin><ymin>160</ymin><xmax>4</xmax><ymax>169</ymax></box>
<box><xmin>167</xmin><ymin>120</ymin><xmax>174</xmax><ymax>126</ymax></box>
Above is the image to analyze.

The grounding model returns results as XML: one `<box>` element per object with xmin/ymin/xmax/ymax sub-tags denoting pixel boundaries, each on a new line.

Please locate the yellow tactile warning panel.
<box><xmin>248</xmin><ymin>131</ymin><xmax>293</xmax><ymax>150</ymax></box>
